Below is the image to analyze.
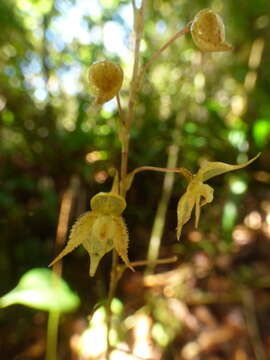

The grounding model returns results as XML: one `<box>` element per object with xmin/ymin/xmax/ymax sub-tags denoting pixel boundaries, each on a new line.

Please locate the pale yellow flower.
<box><xmin>177</xmin><ymin>154</ymin><xmax>260</xmax><ymax>240</ymax></box>
<box><xmin>49</xmin><ymin>191</ymin><xmax>133</xmax><ymax>277</ymax></box>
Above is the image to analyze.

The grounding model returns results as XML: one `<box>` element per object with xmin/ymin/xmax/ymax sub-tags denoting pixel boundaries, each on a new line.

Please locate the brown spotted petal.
<box><xmin>83</xmin><ymin>215</ymin><xmax>116</xmax><ymax>276</ymax></box>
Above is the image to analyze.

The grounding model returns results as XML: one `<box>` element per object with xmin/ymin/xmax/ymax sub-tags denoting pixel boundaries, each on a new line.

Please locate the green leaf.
<box><xmin>0</xmin><ymin>268</ymin><xmax>80</xmax><ymax>313</ymax></box>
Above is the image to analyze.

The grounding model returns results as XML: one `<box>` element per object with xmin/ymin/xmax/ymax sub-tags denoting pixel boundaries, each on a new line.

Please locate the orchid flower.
<box><xmin>49</xmin><ymin>173</ymin><xmax>134</xmax><ymax>277</ymax></box>
<box><xmin>177</xmin><ymin>154</ymin><xmax>260</xmax><ymax>240</ymax></box>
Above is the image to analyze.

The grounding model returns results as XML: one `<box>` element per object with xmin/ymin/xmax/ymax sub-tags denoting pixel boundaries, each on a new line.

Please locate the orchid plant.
<box><xmin>49</xmin><ymin>4</ymin><xmax>260</xmax><ymax>359</ymax></box>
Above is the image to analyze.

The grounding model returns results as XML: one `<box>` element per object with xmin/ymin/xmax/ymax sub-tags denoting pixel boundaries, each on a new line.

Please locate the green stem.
<box><xmin>131</xmin><ymin>165</ymin><xmax>192</xmax><ymax>180</ymax></box>
<box><xmin>145</xmin><ymin>145</ymin><xmax>180</xmax><ymax>275</ymax></box>
<box><xmin>145</xmin><ymin>113</ymin><xmax>186</xmax><ymax>274</ymax></box>
<box><xmin>105</xmin><ymin>250</ymin><xmax>119</xmax><ymax>360</ymax></box>
<box><xmin>142</xmin><ymin>23</ymin><xmax>191</xmax><ymax>73</ymax></box>
<box><xmin>45</xmin><ymin>311</ymin><xmax>60</xmax><ymax>360</ymax></box>
<box><xmin>105</xmin><ymin>2</ymin><xmax>146</xmax><ymax>359</ymax></box>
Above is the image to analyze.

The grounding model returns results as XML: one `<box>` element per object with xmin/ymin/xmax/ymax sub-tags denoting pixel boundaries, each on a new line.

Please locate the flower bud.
<box><xmin>88</xmin><ymin>60</ymin><xmax>123</xmax><ymax>104</ymax></box>
<box><xmin>191</xmin><ymin>9</ymin><xmax>232</xmax><ymax>52</ymax></box>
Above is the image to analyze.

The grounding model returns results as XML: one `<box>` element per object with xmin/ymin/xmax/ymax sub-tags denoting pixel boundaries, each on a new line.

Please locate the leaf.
<box><xmin>197</xmin><ymin>153</ymin><xmax>260</xmax><ymax>182</ymax></box>
<box><xmin>0</xmin><ymin>268</ymin><xmax>80</xmax><ymax>313</ymax></box>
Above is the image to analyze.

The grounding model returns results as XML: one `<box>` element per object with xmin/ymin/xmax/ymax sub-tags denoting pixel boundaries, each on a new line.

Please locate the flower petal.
<box><xmin>197</xmin><ymin>153</ymin><xmax>260</xmax><ymax>182</ymax></box>
<box><xmin>177</xmin><ymin>191</ymin><xmax>196</xmax><ymax>240</ymax></box>
<box><xmin>199</xmin><ymin>183</ymin><xmax>214</xmax><ymax>206</ymax></box>
<box><xmin>83</xmin><ymin>215</ymin><xmax>116</xmax><ymax>277</ymax></box>
<box><xmin>49</xmin><ymin>211</ymin><xmax>97</xmax><ymax>267</ymax></box>
<box><xmin>195</xmin><ymin>183</ymin><xmax>214</xmax><ymax>228</ymax></box>
<box><xmin>195</xmin><ymin>197</ymin><xmax>201</xmax><ymax>229</ymax></box>
<box><xmin>112</xmin><ymin>216</ymin><xmax>134</xmax><ymax>271</ymax></box>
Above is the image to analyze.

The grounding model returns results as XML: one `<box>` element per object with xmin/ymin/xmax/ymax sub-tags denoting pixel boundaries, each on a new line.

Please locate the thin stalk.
<box><xmin>142</xmin><ymin>23</ymin><xmax>191</xmax><ymax>72</ymax></box>
<box><xmin>120</xmin><ymin>1</ymin><xmax>146</xmax><ymax>194</ymax></box>
<box><xmin>120</xmin><ymin>133</ymin><xmax>129</xmax><ymax>196</ymax></box>
<box><xmin>45</xmin><ymin>311</ymin><xmax>60</xmax><ymax>360</ymax></box>
<box><xmin>131</xmin><ymin>0</ymin><xmax>136</xmax><ymax>13</ymax></box>
<box><xmin>105</xmin><ymin>250</ymin><xmax>119</xmax><ymax>359</ymax></box>
<box><xmin>145</xmin><ymin>145</ymin><xmax>180</xmax><ymax>275</ymax></box>
<box><xmin>105</xmin><ymin>2</ymin><xmax>146</xmax><ymax>359</ymax></box>
<box><xmin>46</xmin><ymin>177</ymin><xmax>77</xmax><ymax>360</ymax></box>
<box><xmin>126</xmin><ymin>0</ymin><xmax>146</xmax><ymax>129</ymax></box>
<box><xmin>131</xmin><ymin>165</ymin><xmax>192</xmax><ymax>181</ymax></box>
<box><xmin>145</xmin><ymin>113</ymin><xmax>186</xmax><ymax>274</ymax></box>
<box><xmin>53</xmin><ymin>177</ymin><xmax>78</xmax><ymax>276</ymax></box>
<box><xmin>130</xmin><ymin>255</ymin><xmax>177</xmax><ymax>268</ymax></box>
<box><xmin>118</xmin><ymin>256</ymin><xmax>178</xmax><ymax>274</ymax></box>
<box><xmin>116</xmin><ymin>93</ymin><xmax>125</xmax><ymax>126</ymax></box>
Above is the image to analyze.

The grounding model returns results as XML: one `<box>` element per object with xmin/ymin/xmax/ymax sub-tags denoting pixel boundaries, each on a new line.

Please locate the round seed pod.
<box><xmin>90</xmin><ymin>192</ymin><xmax>126</xmax><ymax>216</ymax></box>
<box><xmin>88</xmin><ymin>60</ymin><xmax>124</xmax><ymax>105</ymax></box>
<box><xmin>191</xmin><ymin>9</ymin><xmax>232</xmax><ymax>52</ymax></box>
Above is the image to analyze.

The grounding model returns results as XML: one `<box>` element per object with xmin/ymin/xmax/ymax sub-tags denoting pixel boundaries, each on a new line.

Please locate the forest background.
<box><xmin>1</xmin><ymin>0</ymin><xmax>270</xmax><ymax>359</ymax></box>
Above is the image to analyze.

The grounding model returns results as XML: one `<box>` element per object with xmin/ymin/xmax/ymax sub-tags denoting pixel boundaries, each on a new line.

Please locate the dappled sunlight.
<box><xmin>94</xmin><ymin>170</ymin><xmax>108</xmax><ymax>184</ymax></box>
<box><xmin>85</xmin><ymin>151</ymin><xmax>108</xmax><ymax>164</ymax></box>
<box><xmin>233</xmin><ymin>225</ymin><xmax>254</xmax><ymax>246</ymax></box>
<box><xmin>188</xmin><ymin>230</ymin><xmax>203</xmax><ymax>243</ymax></box>
<box><xmin>244</xmin><ymin>211</ymin><xmax>262</xmax><ymax>230</ymax></box>
<box><xmin>132</xmin><ymin>313</ymin><xmax>154</xmax><ymax>359</ymax></box>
